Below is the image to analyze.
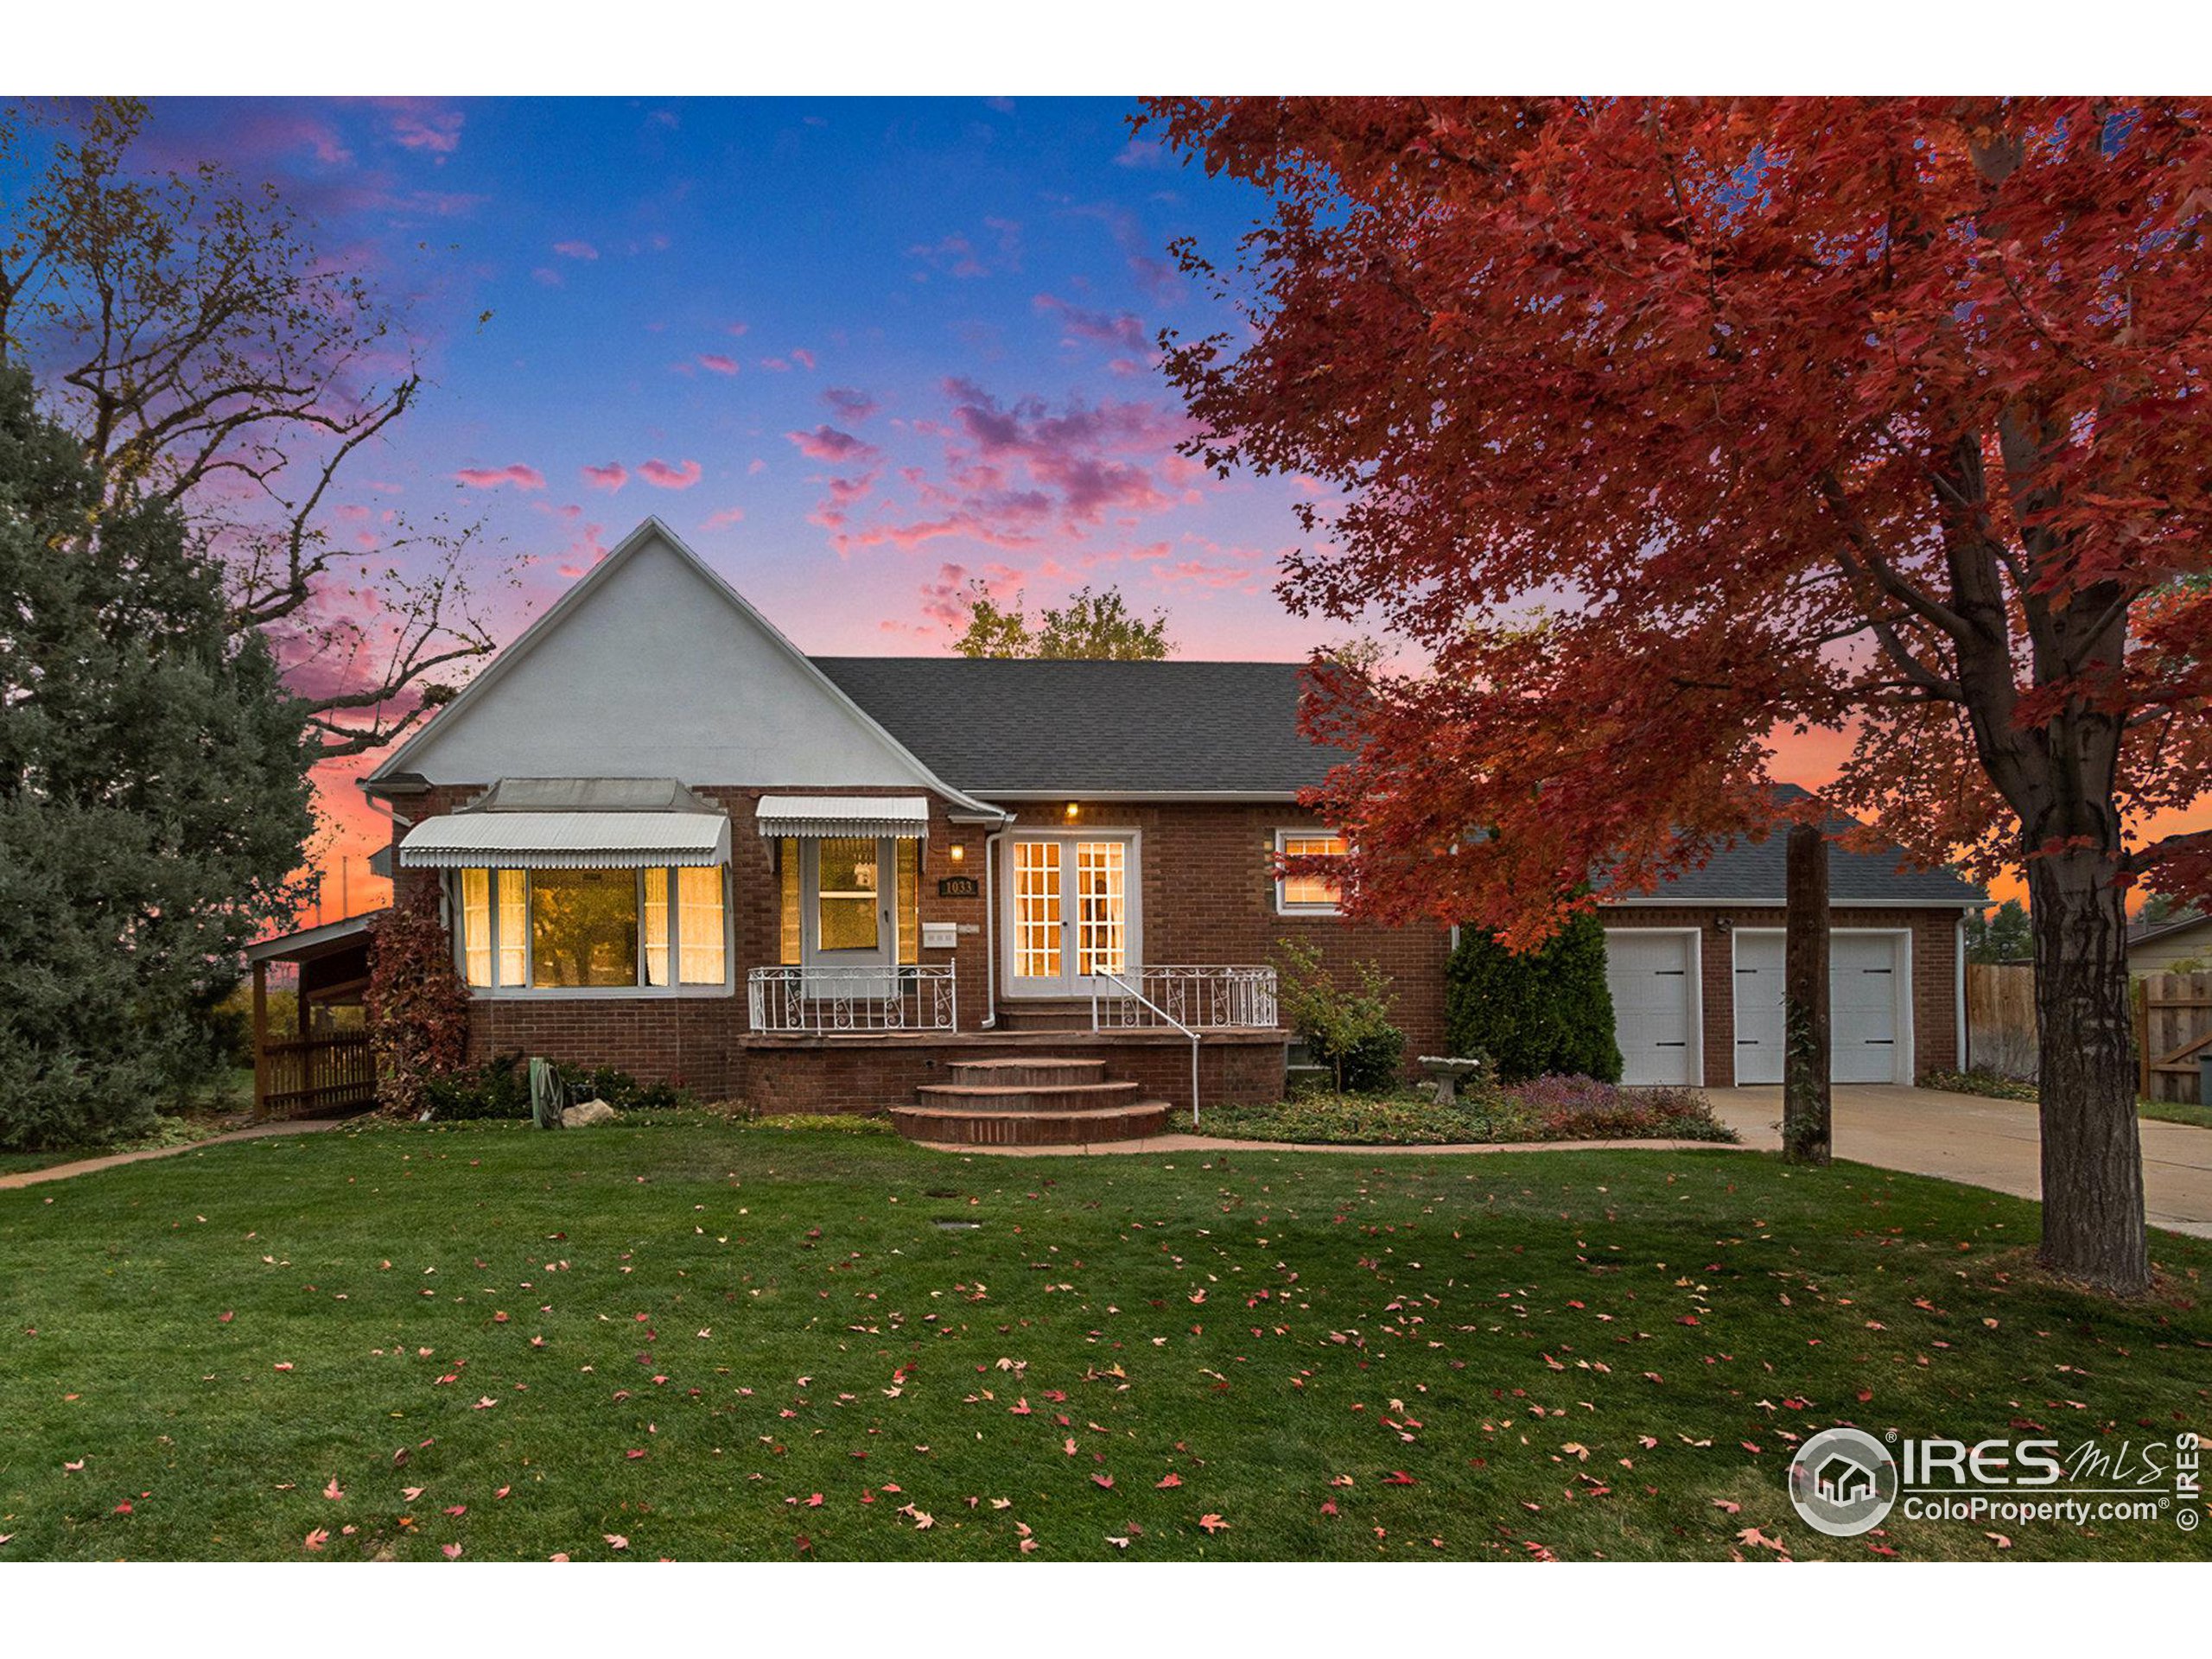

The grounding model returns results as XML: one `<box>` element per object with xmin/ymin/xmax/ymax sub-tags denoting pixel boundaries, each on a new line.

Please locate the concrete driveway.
<box><xmin>1704</xmin><ymin>1084</ymin><xmax>2212</xmax><ymax>1239</ymax></box>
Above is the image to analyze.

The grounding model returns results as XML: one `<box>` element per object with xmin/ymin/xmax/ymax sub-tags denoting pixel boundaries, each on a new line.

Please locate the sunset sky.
<box><xmin>86</xmin><ymin>95</ymin><xmax>2177</xmax><ymax>926</ymax></box>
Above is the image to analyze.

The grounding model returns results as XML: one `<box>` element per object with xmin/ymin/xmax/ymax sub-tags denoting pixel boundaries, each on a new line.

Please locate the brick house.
<box><xmin>308</xmin><ymin>518</ymin><xmax>1979</xmax><ymax>1141</ymax></box>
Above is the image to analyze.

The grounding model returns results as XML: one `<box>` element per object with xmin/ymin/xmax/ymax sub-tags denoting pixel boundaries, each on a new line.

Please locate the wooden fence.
<box><xmin>256</xmin><ymin>1031</ymin><xmax>377</xmax><ymax>1119</ymax></box>
<box><xmin>2137</xmin><ymin>971</ymin><xmax>2212</xmax><ymax>1105</ymax></box>
<box><xmin>1966</xmin><ymin>963</ymin><xmax>2038</xmax><ymax>1080</ymax></box>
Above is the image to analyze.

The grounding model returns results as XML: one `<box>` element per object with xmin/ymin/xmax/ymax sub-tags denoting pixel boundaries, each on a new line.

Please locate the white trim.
<box><xmin>1602</xmin><ymin>895</ymin><xmax>1974</xmax><ymax>910</ymax></box>
<box><xmin>754</xmin><ymin>795</ymin><xmax>930</xmax><ymax>840</ymax></box>
<box><xmin>978</xmin><ymin>790</ymin><xmax>1306</xmax><ymax>804</ymax></box>
<box><xmin>1955</xmin><ymin>912</ymin><xmax>1969</xmax><ymax>1072</ymax></box>
<box><xmin>998</xmin><ymin>827</ymin><xmax>1145</xmax><ymax>1000</ymax></box>
<box><xmin>363</xmin><ymin>518</ymin><xmax>1008</xmax><ymax>823</ymax></box>
<box><xmin>1729</xmin><ymin>926</ymin><xmax>1913</xmax><ymax>1085</ymax></box>
<box><xmin>1273</xmin><ymin>827</ymin><xmax>1348</xmax><ymax>916</ymax></box>
<box><xmin>398</xmin><ymin>810</ymin><xmax>730</xmax><ymax>869</ymax></box>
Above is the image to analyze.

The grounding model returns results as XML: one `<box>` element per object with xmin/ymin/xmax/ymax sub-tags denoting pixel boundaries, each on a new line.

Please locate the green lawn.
<box><xmin>2</xmin><ymin>1114</ymin><xmax>2207</xmax><ymax>1562</ymax></box>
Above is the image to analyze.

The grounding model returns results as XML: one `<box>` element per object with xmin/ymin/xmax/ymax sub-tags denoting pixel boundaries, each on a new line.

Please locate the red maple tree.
<box><xmin>1145</xmin><ymin>97</ymin><xmax>2212</xmax><ymax>1294</ymax></box>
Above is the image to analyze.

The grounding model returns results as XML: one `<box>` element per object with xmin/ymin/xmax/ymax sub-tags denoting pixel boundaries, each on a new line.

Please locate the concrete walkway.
<box><xmin>0</xmin><ymin>1118</ymin><xmax>339</xmax><ymax>1192</ymax></box>
<box><xmin>1704</xmin><ymin>1084</ymin><xmax>2212</xmax><ymax>1239</ymax></box>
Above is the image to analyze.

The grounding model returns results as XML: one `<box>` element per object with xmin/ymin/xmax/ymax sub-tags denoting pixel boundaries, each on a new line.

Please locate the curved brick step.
<box><xmin>892</xmin><ymin>1101</ymin><xmax>1172</xmax><ymax>1146</ymax></box>
<box><xmin>944</xmin><ymin>1057</ymin><xmax>1105</xmax><ymax>1088</ymax></box>
<box><xmin>915</xmin><ymin>1081</ymin><xmax>1141</xmax><ymax>1114</ymax></box>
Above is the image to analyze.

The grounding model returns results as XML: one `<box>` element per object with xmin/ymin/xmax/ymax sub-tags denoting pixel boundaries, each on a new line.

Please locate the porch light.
<box><xmin>1064</xmin><ymin>802</ymin><xmax>1080</xmax><ymax>820</ymax></box>
<box><xmin>948</xmin><ymin>843</ymin><xmax>965</xmax><ymax>863</ymax></box>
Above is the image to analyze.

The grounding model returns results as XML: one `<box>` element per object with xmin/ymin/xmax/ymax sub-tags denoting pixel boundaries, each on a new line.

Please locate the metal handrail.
<box><xmin>1092</xmin><ymin>969</ymin><xmax>1203</xmax><ymax>1128</ymax></box>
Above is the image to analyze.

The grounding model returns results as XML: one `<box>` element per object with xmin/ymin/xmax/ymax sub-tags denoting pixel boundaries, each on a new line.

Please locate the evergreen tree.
<box><xmin>1966</xmin><ymin>898</ymin><xmax>2033</xmax><ymax>963</ymax></box>
<box><xmin>0</xmin><ymin>365</ymin><xmax>315</xmax><ymax>1147</ymax></box>
<box><xmin>1445</xmin><ymin>911</ymin><xmax>1624</xmax><ymax>1084</ymax></box>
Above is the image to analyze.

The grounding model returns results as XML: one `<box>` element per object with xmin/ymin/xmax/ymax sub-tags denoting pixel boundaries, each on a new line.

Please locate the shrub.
<box><xmin>420</xmin><ymin>1052</ymin><xmax>690</xmax><ymax>1122</ymax></box>
<box><xmin>364</xmin><ymin>891</ymin><xmax>471</xmax><ymax>1117</ymax></box>
<box><xmin>1272</xmin><ymin>940</ymin><xmax>1405</xmax><ymax>1092</ymax></box>
<box><xmin>1199</xmin><ymin>1073</ymin><xmax>1734</xmax><ymax>1147</ymax></box>
<box><xmin>1445</xmin><ymin>911</ymin><xmax>1624</xmax><ymax>1084</ymax></box>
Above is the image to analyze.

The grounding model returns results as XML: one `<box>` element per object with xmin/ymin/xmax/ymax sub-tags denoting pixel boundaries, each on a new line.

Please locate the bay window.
<box><xmin>453</xmin><ymin>864</ymin><xmax>732</xmax><ymax>994</ymax></box>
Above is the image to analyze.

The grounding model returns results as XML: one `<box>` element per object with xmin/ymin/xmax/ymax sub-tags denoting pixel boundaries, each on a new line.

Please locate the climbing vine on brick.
<box><xmin>365</xmin><ymin>888</ymin><xmax>470</xmax><ymax>1116</ymax></box>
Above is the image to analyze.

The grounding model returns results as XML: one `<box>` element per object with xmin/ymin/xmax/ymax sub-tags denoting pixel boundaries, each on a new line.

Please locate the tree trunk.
<box><xmin>2029</xmin><ymin>851</ymin><xmax>2149</xmax><ymax>1293</ymax></box>
<box><xmin>1783</xmin><ymin>822</ymin><xmax>1832</xmax><ymax>1165</ymax></box>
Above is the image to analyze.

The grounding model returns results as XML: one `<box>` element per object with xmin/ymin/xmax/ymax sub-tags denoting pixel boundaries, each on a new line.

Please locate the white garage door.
<box><xmin>1732</xmin><ymin>931</ymin><xmax>1904</xmax><ymax>1084</ymax></box>
<box><xmin>1604</xmin><ymin>931</ymin><xmax>1697</xmax><ymax>1085</ymax></box>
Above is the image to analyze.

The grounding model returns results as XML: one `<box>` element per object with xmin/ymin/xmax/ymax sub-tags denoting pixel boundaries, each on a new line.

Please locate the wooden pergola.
<box><xmin>245</xmin><ymin>911</ymin><xmax>385</xmax><ymax>1120</ymax></box>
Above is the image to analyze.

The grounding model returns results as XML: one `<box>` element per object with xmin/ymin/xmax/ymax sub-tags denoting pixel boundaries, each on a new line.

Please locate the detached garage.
<box><xmin>1596</xmin><ymin>787</ymin><xmax>1984</xmax><ymax>1090</ymax></box>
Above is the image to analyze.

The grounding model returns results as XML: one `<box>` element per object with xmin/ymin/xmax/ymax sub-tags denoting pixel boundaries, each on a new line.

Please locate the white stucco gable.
<box><xmin>363</xmin><ymin>518</ymin><xmax>1000</xmax><ymax>812</ymax></box>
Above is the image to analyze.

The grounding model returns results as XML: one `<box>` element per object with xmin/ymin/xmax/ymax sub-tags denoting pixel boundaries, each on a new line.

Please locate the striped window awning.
<box><xmin>753</xmin><ymin>795</ymin><xmax>931</xmax><ymax>839</ymax></box>
<box><xmin>398</xmin><ymin>810</ymin><xmax>732</xmax><ymax>870</ymax></box>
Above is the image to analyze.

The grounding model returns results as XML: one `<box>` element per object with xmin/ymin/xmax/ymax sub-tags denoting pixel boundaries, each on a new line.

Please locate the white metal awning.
<box><xmin>397</xmin><ymin>810</ymin><xmax>731</xmax><ymax>870</ymax></box>
<box><xmin>753</xmin><ymin>794</ymin><xmax>931</xmax><ymax>839</ymax></box>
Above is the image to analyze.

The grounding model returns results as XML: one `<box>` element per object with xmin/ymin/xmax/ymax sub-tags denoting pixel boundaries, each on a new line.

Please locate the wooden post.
<box><xmin>1783</xmin><ymin>821</ymin><xmax>1832</xmax><ymax>1166</ymax></box>
<box><xmin>251</xmin><ymin>959</ymin><xmax>268</xmax><ymax>1123</ymax></box>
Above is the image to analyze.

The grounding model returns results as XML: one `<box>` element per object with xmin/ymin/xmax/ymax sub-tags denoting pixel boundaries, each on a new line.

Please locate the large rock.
<box><xmin>562</xmin><ymin>1099</ymin><xmax>619</xmax><ymax>1128</ymax></box>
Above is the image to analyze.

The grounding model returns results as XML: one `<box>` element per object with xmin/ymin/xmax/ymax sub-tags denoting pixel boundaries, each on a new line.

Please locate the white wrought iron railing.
<box><xmin>1088</xmin><ymin>964</ymin><xmax>1280</xmax><ymax>1032</ymax></box>
<box><xmin>1089</xmin><ymin>966</ymin><xmax>1281</xmax><ymax>1128</ymax></box>
<box><xmin>747</xmin><ymin>964</ymin><xmax>957</xmax><ymax>1033</ymax></box>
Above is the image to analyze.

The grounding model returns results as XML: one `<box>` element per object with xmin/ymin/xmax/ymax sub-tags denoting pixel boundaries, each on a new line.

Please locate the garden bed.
<box><xmin>1194</xmin><ymin>1075</ymin><xmax>1738</xmax><ymax>1147</ymax></box>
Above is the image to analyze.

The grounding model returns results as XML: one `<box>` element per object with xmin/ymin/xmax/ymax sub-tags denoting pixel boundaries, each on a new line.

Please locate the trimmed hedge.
<box><xmin>1445</xmin><ymin>911</ymin><xmax>1624</xmax><ymax>1084</ymax></box>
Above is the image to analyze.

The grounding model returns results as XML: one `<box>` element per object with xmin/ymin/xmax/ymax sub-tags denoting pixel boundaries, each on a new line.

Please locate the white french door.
<box><xmin>1004</xmin><ymin>835</ymin><xmax>1137</xmax><ymax>997</ymax></box>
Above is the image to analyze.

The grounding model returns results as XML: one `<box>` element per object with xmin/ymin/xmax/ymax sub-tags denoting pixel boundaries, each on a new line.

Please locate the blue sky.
<box><xmin>104</xmin><ymin>96</ymin><xmax>1347</xmax><ymax>905</ymax></box>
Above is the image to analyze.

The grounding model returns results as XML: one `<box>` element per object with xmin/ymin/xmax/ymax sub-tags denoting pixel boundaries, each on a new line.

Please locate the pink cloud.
<box><xmin>791</xmin><ymin>348</ymin><xmax>817</xmax><ymax>371</ymax></box>
<box><xmin>786</xmin><ymin>426</ymin><xmax>880</xmax><ymax>465</ymax></box>
<box><xmin>725</xmin><ymin>321</ymin><xmax>750</xmax><ymax>337</ymax></box>
<box><xmin>552</xmin><ymin>239</ymin><xmax>600</xmax><ymax>261</ymax></box>
<box><xmin>805</xmin><ymin>377</ymin><xmax>1202</xmax><ymax>561</ymax></box>
<box><xmin>701</xmin><ymin>506</ymin><xmax>747</xmax><ymax>529</ymax></box>
<box><xmin>532</xmin><ymin>267</ymin><xmax>563</xmax><ymax>287</ymax></box>
<box><xmin>381</xmin><ymin>100</ymin><xmax>465</xmax><ymax>156</ymax></box>
<box><xmin>639</xmin><ymin>458</ymin><xmax>702</xmax><ymax>490</ymax></box>
<box><xmin>698</xmin><ymin>353</ymin><xmax>740</xmax><ymax>375</ymax></box>
<box><xmin>455</xmin><ymin>463</ymin><xmax>546</xmax><ymax>491</ymax></box>
<box><xmin>759</xmin><ymin>357</ymin><xmax>791</xmax><ymax>372</ymax></box>
<box><xmin>582</xmin><ymin>462</ymin><xmax>628</xmax><ymax>492</ymax></box>
<box><xmin>908</xmin><ymin>232</ymin><xmax>988</xmax><ymax>279</ymax></box>
<box><xmin>823</xmin><ymin>387</ymin><xmax>880</xmax><ymax>423</ymax></box>
<box><xmin>1033</xmin><ymin>293</ymin><xmax>1149</xmax><ymax>353</ymax></box>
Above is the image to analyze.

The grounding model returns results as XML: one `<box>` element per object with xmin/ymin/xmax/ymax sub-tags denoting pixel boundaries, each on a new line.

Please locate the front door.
<box><xmin>802</xmin><ymin>836</ymin><xmax>895</xmax><ymax>997</ymax></box>
<box><xmin>1005</xmin><ymin>836</ymin><xmax>1135</xmax><ymax>997</ymax></box>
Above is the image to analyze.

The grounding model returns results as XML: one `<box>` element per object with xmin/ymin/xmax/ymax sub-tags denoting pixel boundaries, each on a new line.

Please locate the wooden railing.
<box><xmin>257</xmin><ymin>1031</ymin><xmax>377</xmax><ymax>1119</ymax></box>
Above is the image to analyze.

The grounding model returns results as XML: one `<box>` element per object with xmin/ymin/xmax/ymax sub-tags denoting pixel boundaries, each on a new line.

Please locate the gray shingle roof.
<box><xmin>814</xmin><ymin>658</ymin><xmax>1986</xmax><ymax>906</ymax></box>
<box><xmin>1624</xmin><ymin>786</ymin><xmax>1986</xmax><ymax>906</ymax></box>
<box><xmin>812</xmin><ymin>658</ymin><xmax>1338</xmax><ymax>795</ymax></box>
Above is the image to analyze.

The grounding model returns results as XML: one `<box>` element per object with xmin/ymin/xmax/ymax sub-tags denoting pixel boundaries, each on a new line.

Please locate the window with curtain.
<box><xmin>461</xmin><ymin>868</ymin><xmax>493</xmax><ymax>987</ymax></box>
<box><xmin>1275</xmin><ymin>830</ymin><xmax>1349</xmax><ymax>913</ymax></box>
<box><xmin>896</xmin><ymin>839</ymin><xmax>919</xmax><ymax>965</ymax></box>
<box><xmin>779</xmin><ymin>839</ymin><xmax>801</xmax><ymax>964</ymax></box>
<box><xmin>452</xmin><ymin>865</ymin><xmax>732</xmax><ymax>993</ymax></box>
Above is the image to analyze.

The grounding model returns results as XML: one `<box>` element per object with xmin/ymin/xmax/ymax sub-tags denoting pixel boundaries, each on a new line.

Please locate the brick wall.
<box><xmin>1598</xmin><ymin>905</ymin><xmax>1962</xmax><ymax>1086</ymax></box>
<box><xmin>741</xmin><ymin>1033</ymin><xmax>1285</xmax><ymax>1116</ymax></box>
<box><xmin>381</xmin><ymin>787</ymin><xmax>1449</xmax><ymax>1104</ymax></box>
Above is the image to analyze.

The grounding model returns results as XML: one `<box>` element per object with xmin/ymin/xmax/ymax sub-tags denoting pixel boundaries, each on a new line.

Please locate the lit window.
<box><xmin>1276</xmin><ymin>831</ymin><xmax>1348</xmax><ymax>913</ymax></box>
<box><xmin>452</xmin><ymin>865</ymin><xmax>730</xmax><ymax>993</ymax></box>
<box><xmin>460</xmin><ymin>868</ymin><xmax>493</xmax><ymax>987</ymax></box>
<box><xmin>816</xmin><ymin>836</ymin><xmax>881</xmax><ymax>952</ymax></box>
<box><xmin>531</xmin><ymin>868</ymin><xmax>640</xmax><ymax>988</ymax></box>
<box><xmin>678</xmin><ymin>866</ymin><xmax>726</xmax><ymax>984</ymax></box>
